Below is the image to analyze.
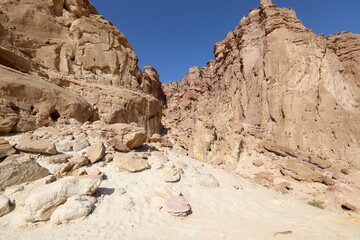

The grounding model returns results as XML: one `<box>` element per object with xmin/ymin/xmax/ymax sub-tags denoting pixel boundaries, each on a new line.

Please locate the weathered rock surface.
<box><xmin>0</xmin><ymin>159</ymin><xmax>49</xmax><ymax>191</ymax></box>
<box><xmin>23</xmin><ymin>175</ymin><xmax>101</xmax><ymax>222</ymax></box>
<box><xmin>0</xmin><ymin>195</ymin><xmax>11</xmax><ymax>217</ymax></box>
<box><xmin>50</xmin><ymin>196</ymin><xmax>94</xmax><ymax>224</ymax></box>
<box><xmin>0</xmin><ymin>66</ymin><xmax>94</xmax><ymax>132</ymax></box>
<box><xmin>114</xmin><ymin>155</ymin><xmax>150</xmax><ymax>173</ymax></box>
<box><xmin>281</xmin><ymin>160</ymin><xmax>323</xmax><ymax>182</ymax></box>
<box><xmin>0</xmin><ymin>138</ymin><xmax>16</xmax><ymax>159</ymax></box>
<box><xmin>0</xmin><ymin>0</ymin><xmax>164</xmax><ymax>135</ymax></box>
<box><xmin>164</xmin><ymin>196</ymin><xmax>191</xmax><ymax>217</ymax></box>
<box><xmin>163</xmin><ymin>1</ymin><xmax>360</xmax><ymax>172</ymax></box>
<box><xmin>196</xmin><ymin>174</ymin><xmax>220</xmax><ymax>188</ymax></box>
<box><xmin>86</xmin><ymin>143</ymin><xmax>105</xmax><ymax>164</ymax></box>
<box><xmin>163</xmin><ymin>169</ymin><xmax>181</xmax><ymax>183</ymax></box>
<box><xmin>102</xmin><ymin>123</ymin><xmax>147</xmax><ymax>149</ymax></box>
<box><xmin>15</xmin><ymin>137</ymin><xmax>57</xmax><ymax>155</ymax></box>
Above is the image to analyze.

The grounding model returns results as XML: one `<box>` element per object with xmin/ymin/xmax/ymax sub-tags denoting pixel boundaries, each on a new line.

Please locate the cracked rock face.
<box><xmin>163</xmin><ymin>3</ymin><xmax>360</xmax><ymax>168</ymax></box>
<box><xmin>0</xmin><ymin>0</ymin><xmax>164</xmax><ymax>135</ymax></box>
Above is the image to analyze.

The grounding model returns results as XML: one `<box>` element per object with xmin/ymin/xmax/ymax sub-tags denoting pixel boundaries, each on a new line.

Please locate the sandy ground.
<box><xmin>0</xmin><ymin>150</ymin><xmax>360</xmax><ymax>240</ymax></box>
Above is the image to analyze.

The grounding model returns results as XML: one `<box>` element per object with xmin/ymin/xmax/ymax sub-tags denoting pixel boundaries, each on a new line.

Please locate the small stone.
<box><xmin>273</xmin><ymin>182</ymin><xmax>291</xmax><ymax>193</ymax></box>
<box><xmin>197</xmin><ymin>174</ymin><xmax>220</xmax><ymax>188</ymax></box>
<box><xmin>47</xmin><ymin>154</ymin><xmax>73</xmax><ymax>164</ymax></box>
<box><xmin>149</xmin><ymin>133</ymin><xmax>162</xmax><ymax>143</ymax></box>
<box><xmin>70</xmin><ymin>155</ymin><xmax>89</xmax><ymax>170</ymax></box>
<box><xmin>0</xmin><ymin>139</ymin><xmax>16</xmax><ymax>159</ymax></box>
<box><xmin>165</xmin><ymin>161</ymin><xmax>175</xmax><ymax>169</ymax></box>
<box><xmin>114</xmin><ymin>155</ymin><xmax>150</xmax><ymax>173</ymax></box>
<box><xmin>164</xmin><ymin>196</ymin><xmax>191</xmax><ymax>217</ymax></box>
<box><xmin>0</xmin><ymin>195</ymin><xmax>12</xmax><ymax>217</ymax></box>
<box><xmin>254</xmin><ymin>172</ymin><xmax>274</xmax><ymax>188</ymax></box>
<box><xmin>163</xmin><ymin>169</ymin><xmax>181</xmax><ymax>183</ymax></box>
<box><xmin>86</xmin><ymin>167</ymin><xmax>102</xmax><ymax>176</ymax></box>
<box><xmin>309</xmin><ymin>156</ymin><xmax>332</xmax><ymax>169</ymax></box>
<box><xmin>252</xmin><ymin>159</ymin><xmax>264</xmax><ymax>167</ymax></box>
<box><xmin>341</xmin><ymin>169</ymin><xmax>350</xmax><ymax>175</ymax></box>
<box><xmin>86</xmin><ymin>143</ymin><xmax>106</xmax><ymax>164</ymax></box>
<box><xmin>56</xmin><ymin>142</ymin><xmax>72</xmax><ymax>152</ymax></box>
<box><xmin>116</xmin><ymin>188</ymin><xmax>127</xmax><ymax>196</ymax></box>
<box><xmin>322</xmin><ymin>176</ymin><xmax>335</xmax><ymax>186</ymax></box>
<box><xmin>108</xmin><ymin>138</ymin><xmax>130</xmax><ymax>152</ymax></box>
<box><xmin>102</xmin><ymin>153</ymin><xmax>113</xmax><ymax>163</ymax></box>
<box><xmin>73</xmin><ymin>138</ymin><xmax>90</xmax><ymax>152</ymax></box>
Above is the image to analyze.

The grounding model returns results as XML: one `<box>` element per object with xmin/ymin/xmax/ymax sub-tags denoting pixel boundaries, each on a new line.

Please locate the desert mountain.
<box><xmin>0</xmin><ymin>0</ymin><xmax>165</xmax><ymax>135</ymax></box>
<box><xmin>0</xmin><ymin>0</ymin><xmax>360</xmax><ymax>239</ymax></box>
<box><xmin>164</xmin><ymin>0</ymin><xmax>360</xmax><ymax>169</ymax></box>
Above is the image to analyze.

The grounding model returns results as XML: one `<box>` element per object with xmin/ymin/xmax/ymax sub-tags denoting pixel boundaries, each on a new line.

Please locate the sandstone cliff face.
<box><xmin>0</xmin><ymin>0</ymin><xmax>165</xmax><ymax>134</ymax></box>
<box><xmin>164</xmin><ymin>1</ymin><xmax>360</xmax><ymax>169</ymax></box>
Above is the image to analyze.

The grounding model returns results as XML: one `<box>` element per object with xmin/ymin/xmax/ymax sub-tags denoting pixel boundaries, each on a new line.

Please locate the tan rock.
<box><xmin>108</xmin><ymin>137</ymin><xmax>130</xmax><ymax>152</ymax></box>
<box><xmin>196</xmin><ymin>174</ymin><xmax>220</xmax><ymax>188</ymax></box>
<box><xmin>86</xmin><ymin>167</ymin><xmax>102</xmax><ymax>176</ymax></box>
<box><xmin>0</xmin><ymin>138</ymin><xmax>16</xmax><ymax>159</ymax></box>
<box><xmin>149</xmin><ymin>133</ymin><xmax>162</xmax><ymax>143</ymax></box>
<box><xmin>309</xmin><ymin>156</ymin><xmax>332</xmax><ymax>169</ymax></box>
<box><xmin>163</xmin><ymin>169</ymin><xmax>181</xmax><ymax>183</ymax></box>
<box><xmin>50</xmin><ymin>196</ymin><xmax>94</xmax><ymax>224</ymax></box>
<box><xmin>102</xmin><ymin>124</ymin><xmax>147</xmax><ymax>149</ymax></box>
<box><xmin>47</xmin><ymin>154</ymin><xmax>73</xmax><ymax>164</ymax></box>
<box><xmin>281</xmin><ymin>160</ymin><xmax>324</xmax><ymax>182</ymax></box>
<box><xmin>22</xmin><ymin>175</ymin><xmax>102</xmax><ymax>222</ymax></box>
<box><xmin>114</xmin><ymin>155</ymin><xmax>150</xmax><ymax>173</ymax></box>
<box><xmin>86</xmin><ymin>143</ymin><xmax>105</xmax><ymax>164</ymax></box>
<box><xmin>70</xmin><ymin>155</ymin><xmax>89</xmax><ymax>170</ymax></box>
<box><xmin>73</xmin><ymin>138</ymin><xmax>90</xmax><ymax>152</ymax></box>
<box><xmin>254</xmin><ymin>172</ymin><xmax>274</xmax><ymax>188</ymax></box>
<box><xmin>0</xmin><ymin>195</ymin><xmax>12</xmax><ymax>217</ymax></box>
<box><xmin>273</xmin><ymin>182</ymin><xmax>291</xmax><ymax>193</ymax></box>
<box><xmin>15</xmin><ymin>138</ymin><xmax>57</xmax><ymax>155</ymax></box>
<box><xmin>164</xmin><ymin>196</ymin><xmax>191</xmax><ymax>217</ymax></box>
<box><xmin>252</xmin><ymin>159</ymin><xmax>264</xmax><ymax>167</ymax></box>
<box><xmin>0</xmin><ymin>159</ymin><xmax>49</xmax><ymax>191</ymax></box>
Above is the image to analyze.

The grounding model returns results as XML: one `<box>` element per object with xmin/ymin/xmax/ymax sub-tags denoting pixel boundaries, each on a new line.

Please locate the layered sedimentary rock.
<box><xmin>164</xmin><ymin>1</ymin><xmax>360</xmax><ymax>169</ymax></box>
<box><xmin>0</xmin><ymin>0</ymin><xmax>164</xmax><ymax>135</ymax></box>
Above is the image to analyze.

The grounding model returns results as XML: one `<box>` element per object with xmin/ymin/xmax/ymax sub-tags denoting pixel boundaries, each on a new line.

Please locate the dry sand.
<box><xmin>0</xmin><ymin>150</ymin><xmax>359</xmax><ymax>240</ymax></box>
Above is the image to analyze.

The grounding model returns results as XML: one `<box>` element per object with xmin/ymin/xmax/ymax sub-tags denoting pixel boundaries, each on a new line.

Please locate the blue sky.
<box><xmin>90</xmin><ymin>0</ymin><xmax>360</xmax><ymax>83</ymax></box>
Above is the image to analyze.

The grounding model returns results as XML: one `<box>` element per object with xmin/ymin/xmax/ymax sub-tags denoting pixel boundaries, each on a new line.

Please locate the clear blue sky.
<box><xmin>90</xmin><ymin>0</ymin><xmax>360</xmax><ymax>83</ymax></box>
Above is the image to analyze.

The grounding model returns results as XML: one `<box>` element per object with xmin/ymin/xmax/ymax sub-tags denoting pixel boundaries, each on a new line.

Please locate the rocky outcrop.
<box><xmin>0</xmin><ymin>0</ymin><xmax>164</xmax><ymax>135</ymax></box>
<box><xmin>163</xmin><ymin>1</ymin><xmax>360</xmax><ymax>171</ymax></box>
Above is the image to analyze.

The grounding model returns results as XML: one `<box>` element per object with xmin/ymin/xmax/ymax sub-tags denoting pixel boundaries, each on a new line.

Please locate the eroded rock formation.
<box><xmin>164</xmin><ymin>2</ymin><xmax>360</xmax><ymax>170</ymax></box>
<box><xmin>0</xmin><ymin>0</ymin><xmax>165</xmax><ymax>135</ymax></box>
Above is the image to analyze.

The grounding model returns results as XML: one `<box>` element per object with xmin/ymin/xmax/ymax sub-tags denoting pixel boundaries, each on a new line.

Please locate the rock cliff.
<box><xmin>164</xmin><ymin>1</ymin><xmax>360</xmax><ymax>170</ymax></box>
<box><xmin>0</xmin><ymin>0</ymin><xmax>165</xmax><ymax>135</ymax></box>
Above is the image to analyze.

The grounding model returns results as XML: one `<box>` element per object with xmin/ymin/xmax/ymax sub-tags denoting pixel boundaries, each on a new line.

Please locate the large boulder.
<box><xmin>23</xmin><ymin>175</ymin><xmax>101</xmax><ymax>222</ymax></box>
<box><xmin>102</xmin><ymin>123</ymin><xmax>147</xmax><ymax>149</ymax></box>
<box><xmin>86</xmin><ymin>143</ymin><xmax>105</xmax><ymax>164</ymax></box>
<box><xmin>0</xmin><ymin>159</ymin><xmax>49</xmax><ymax>191</ymax></box>
<box><xmin>15</xmin><ymin>137</ymin><xmax>57</xmax><ymax>155</ymax></box>
<box><xmin>50</xmin><ymin>196</ymin><xmax>94</xmax><ymax>224</ymax></box>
